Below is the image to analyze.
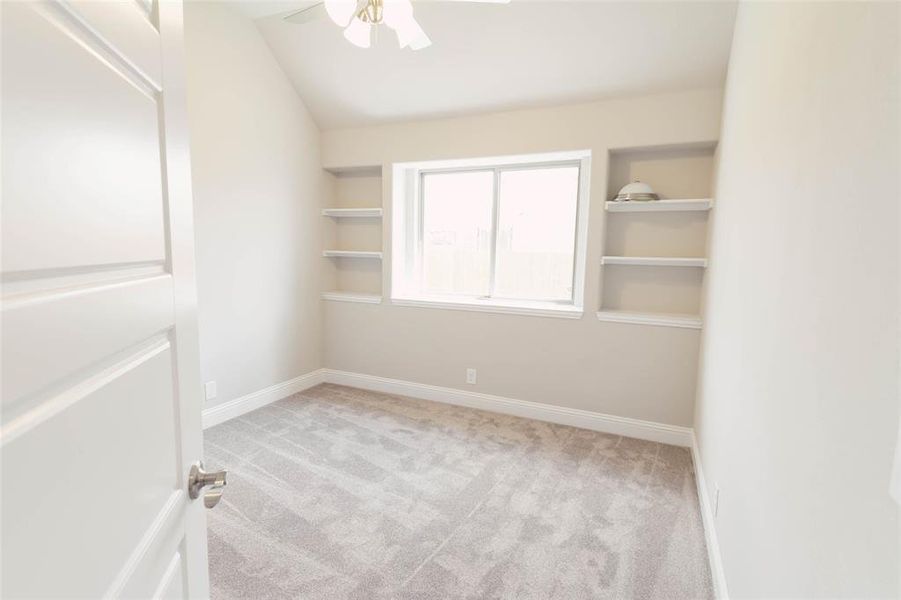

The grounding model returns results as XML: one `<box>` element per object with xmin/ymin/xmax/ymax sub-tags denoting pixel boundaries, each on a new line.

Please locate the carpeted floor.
<box><xmin>204</xmin><ymin>383</ymin><xmax>712</xmax><ymax>600</ymax></box>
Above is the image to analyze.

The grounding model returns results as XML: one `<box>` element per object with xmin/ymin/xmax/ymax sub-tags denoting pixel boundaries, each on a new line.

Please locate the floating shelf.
<box><xmin>602</xmin><ymin>256</ymin><xmax>707</xmax><ymax>268</ymax></box>
<box><xmin>605</xmin><ymin>199</ymin><xmax>712</xmax><ymax>212</ymax></box>
<box><xmin>596</xmin><ymin>310</ymin><xmax>702</xmax><ymax>329</ymax></box>
<box><xmin>321</xmin><ymin>208</ymin><xmax>383</xmax><ymax>218</ymax></box>
<box><xmin>322</xmin><ymin>250</ymin><xmax>382</xmax><ymax>259</ymax></box>
<box><xmin>321</xmin><ymin>291</ymin><xmax>382</xmax><ymax>304</ymax></box>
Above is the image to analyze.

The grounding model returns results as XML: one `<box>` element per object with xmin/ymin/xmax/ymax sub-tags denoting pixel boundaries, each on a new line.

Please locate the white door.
<box><xmin>1</xmin><ymin>1</ymin><xmax>216</xmax><ymax>597</ymax></box>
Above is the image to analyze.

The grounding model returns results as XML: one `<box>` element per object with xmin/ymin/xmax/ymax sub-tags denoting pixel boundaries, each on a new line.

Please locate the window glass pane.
<box><xmin>494</xmin><ymin>166</ymin><xmax>579</xmax><ymax>301</ymax></box>
<box><xmin>421</xmin><ymin>170</ymin><xmax>494</xmax><ymax>296</ymax></box>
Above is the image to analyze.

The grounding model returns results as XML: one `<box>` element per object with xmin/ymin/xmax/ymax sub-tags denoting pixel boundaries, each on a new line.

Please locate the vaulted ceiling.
<box><xmin>234</xmin><ymin>1</ymin><xmax>738</xmax><ymax>129</ymax></box>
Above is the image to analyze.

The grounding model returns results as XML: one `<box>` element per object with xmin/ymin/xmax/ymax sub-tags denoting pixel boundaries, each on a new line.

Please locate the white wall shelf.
<box><xmin>600</xmin><ymin>145</ymin><xmax>712</xmax><ymax>329</ymax></box>
<box><xmin>321</xmin><ymin>208</ymin><xmax>383</xmax><ymax>218</ymax></box>
<box><xmin>322</xmin><ymin>167</ymin><xmax>384</xmax><ymax>298</ymax></box>
<box><xmin>602</xmin><ymin>256</ymin><xmax>707</xmax><ymax>268</ymax></box>
<box><xmin>322</xmin><ymin>250</ymin><xmax>382</xmax><ymax>259</ymax></box>
<box><xmin>596</xmin><ymin>310</ymin><xmax>702</xmax><ymax>329</ymax></box>
<box><xmin>605</xmin><ymin>199</ymin><xmax>712</xmax><ymax>212</ymax></box>
<box><xmin>321</xmin><ymin>292</ymin><xmax>382</xmax><ymax>304</ymax></box>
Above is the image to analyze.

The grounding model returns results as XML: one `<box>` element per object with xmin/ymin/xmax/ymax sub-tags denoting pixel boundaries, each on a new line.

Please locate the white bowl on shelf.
<box><xmin>613</xmin><ymin>180</ymin><xmax>659</xmax><ymax>202</ymax></box>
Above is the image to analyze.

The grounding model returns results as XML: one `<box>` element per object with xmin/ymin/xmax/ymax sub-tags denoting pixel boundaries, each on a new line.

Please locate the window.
<box><xmin>421</xmin><ymin>170</ymin><xmax>493</xmax><ymax>297</ymax></box>
<box><xmin>392</xmin><ymin>151</ymin><xmax>590</xmax><ymax>318</ymax></box>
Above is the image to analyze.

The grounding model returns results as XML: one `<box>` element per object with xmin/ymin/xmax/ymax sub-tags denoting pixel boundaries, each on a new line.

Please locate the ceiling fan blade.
<box><xmin>284</xmin><ymin>2</ymin><xmax>328</xmax><ymax>24</ymax></box>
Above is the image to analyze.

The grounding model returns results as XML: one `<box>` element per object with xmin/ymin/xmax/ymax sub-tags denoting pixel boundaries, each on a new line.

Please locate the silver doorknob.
<box><xmin>188</xmin><ymin>462</ymin><xmax>227</xmax><ymax>509</ymax></box>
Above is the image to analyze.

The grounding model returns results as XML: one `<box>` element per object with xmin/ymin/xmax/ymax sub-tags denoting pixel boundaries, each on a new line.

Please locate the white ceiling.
<box><xmin>235</xmin><ymin>1</ymin><xmax>737</xmax><ymax>129</ymax></box>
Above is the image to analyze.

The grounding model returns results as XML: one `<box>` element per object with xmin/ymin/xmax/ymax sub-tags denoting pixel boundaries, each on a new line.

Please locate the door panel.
<box><xmin>66</xmin><ymin>0</ymin><xmax>164</xmax><ymax>90</ymax></box>
<box><xmin>150</xmin><ymin>552</ymin><xmax>187</xmax><ymax>600</ymax></box>
<box><xmin>119</xmin><ymin>523</ymin><xmax>188</xmax><ymax>599</ymax></box>
<box><xmin>2</xmin><ymin>345</ymin><xmax>179</xmax><ymax>597</ymax></box>
<box><xmin>126</xmin><ymin>546</ymin><xmax>188</xmax><ymax>600</ymax></box>
<box><xmin>1</xmin><ymin>1</ymin><xmax>166</xmax><ymax>275</ymax></box>
<box><xmin>1</xmin><ymin>274</ymin><xmax>175</xmax><ymax>413</ymax></box>
<box><xmin>1</xmin><ymin>1</ymin><xmax>211</xmax><ymax>597</ymax></box>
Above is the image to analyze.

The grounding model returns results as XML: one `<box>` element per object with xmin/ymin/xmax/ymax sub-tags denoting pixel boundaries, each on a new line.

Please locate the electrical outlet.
<box><xmin>204</xmin><ymin>381</ymin><xmax>217</xmax><ymax>401</ymax></box>
<box><xmin>466</xmin><ymin>368</ymin><xmax>477</xmax><ymax>385</ymax></box>
<box><xmin>713</xmin><ymin>484</ymin><xmax>721</xmax><ymax>517</ymax></box>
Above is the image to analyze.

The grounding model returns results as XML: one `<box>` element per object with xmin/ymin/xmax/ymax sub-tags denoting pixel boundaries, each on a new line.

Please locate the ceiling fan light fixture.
<box><xmin>382</xmin><ymin>0</ymin><xmax>413</xmax><ymax>29</ymax></box>
<box><xmin>382</xmin><ymin>0</ymin><xmax>430</xmax><ymax>50</ymax></box>
<box><xmin>407</xmin><ymin>29</ymin><xmax>431</xmax><ymax>50</ymax></box>
<box><xmin>289</xmin><ymin>0</ymin><xmax>498</xmax><ymax>51</ymax></box>
<box><xmin>324</xmin><ymin>0</ymin><xmax>357</xmax><ymax>27</ymax></box>
<box><xmin>343</xmin><ymin>17</ymin><xmax>372</xmax><ymax>48</ymax></box>
<box><xmin>394</xmin><ymin>16</ymin><xmax>430</xmax><ymax>50</ymax></box>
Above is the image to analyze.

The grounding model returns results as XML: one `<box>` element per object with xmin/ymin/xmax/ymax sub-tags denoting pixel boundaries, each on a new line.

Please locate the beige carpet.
<box><xmin>204</xmin><ymin>383</ymin><xmax>712</xmax><ymax>599</ymax></box>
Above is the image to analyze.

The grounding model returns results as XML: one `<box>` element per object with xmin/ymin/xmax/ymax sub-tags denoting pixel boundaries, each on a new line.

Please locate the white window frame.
<box><xmin>391</xmin><ymin>150</ymin><xmax>591</xmax><ymax>319</ymax></box>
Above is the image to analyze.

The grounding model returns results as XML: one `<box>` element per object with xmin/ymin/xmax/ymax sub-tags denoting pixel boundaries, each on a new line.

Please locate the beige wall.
<box><xmin>696</xmin><ymin>2</ymin><xmax>899</xmax><ymax>597</ymax></box>
<box><xmin>185</xmin><ymin>2</ymin><xmax>325</xmax><ymax>408</ymax></box>
<box><xmin>320</xmin><ymin>89</ymin><xmax>723</xmax><ymax>427</ymax></box>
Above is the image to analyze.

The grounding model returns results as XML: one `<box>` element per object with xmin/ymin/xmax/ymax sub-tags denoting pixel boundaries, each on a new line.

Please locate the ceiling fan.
<box><xmin>284</xmin><ymin>0</ymin><xmax>511</xmax><ymax>50</ymax></box>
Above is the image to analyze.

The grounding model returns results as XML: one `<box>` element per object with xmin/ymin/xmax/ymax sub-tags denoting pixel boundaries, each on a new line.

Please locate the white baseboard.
<box><xmin>202</xmin><ymin>369</ymin><xmax>324</xmax><ymax>429</ymax></box>
<box><xmin>691</xmin><ymin>433</ymin><xmax>729</xmax><ymax>599</ymax></box>
<box><xmin>320</xmin><ymin>369</ymin><xmax>693</xmax><ymax>447</ymax></box>
<box><xmin>202</xmin><ymin>367</ymin><xmax>695</xmax><ymax>447</ymax></box>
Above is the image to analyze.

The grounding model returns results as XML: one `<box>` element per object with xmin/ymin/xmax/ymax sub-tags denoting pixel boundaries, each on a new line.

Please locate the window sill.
<box><xmin>390</xmin><ymin>296</ymin><xmax>584</xmax><ymax>319</ymax></box>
